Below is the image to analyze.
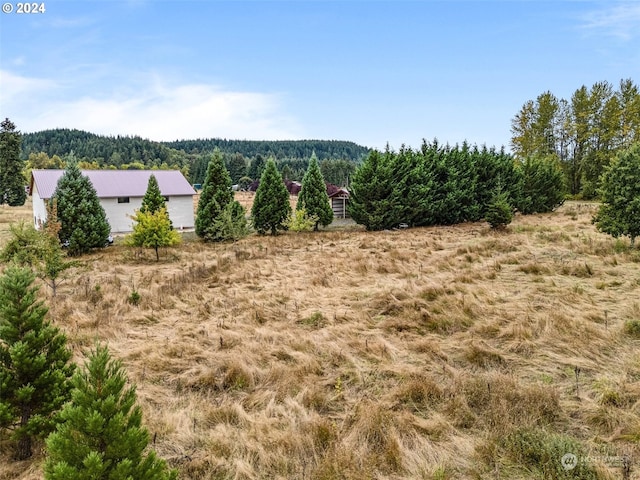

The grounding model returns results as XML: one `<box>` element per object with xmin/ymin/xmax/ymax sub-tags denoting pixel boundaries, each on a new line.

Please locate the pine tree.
<box><xmin>126</xmin><ymin>208</ymin><xmax>181</xmax><ymax>261</ymax></box>
<box><xmin>54</xmin><ymin>163</ymin><xmax>110</xmax><ymax>256</ymax></box>
<box><xmin>196</xmin><ymin>150</ymin><xmax>247</xmax><ymax>242</ymax></box>
<box><xmin>593</xmin><ymin>143</ymin><xmax>640</xmax><ymax>247</ymax></box>
<box><xmin>251</xmin><ymin>158</ymin><xmax>291</xmax><ymax>235</ymax></box>
<box><xmin>297</xmin><ymin>153</ymin><xmax>333</xmax><ymax>230</ymax></box>
<box><xmin>0</xmin><ymin>267</ymin><xmax>74</xmax><ymax>460</ymax></box>
<box><xmin>0</xmin><ymin>118</ymin><xmax>27</xmax><ymax>206</ymax></box>
<box><xmin>44</xmin><ymin>345</ymin><xmax>177</xmax><ymax>480</ymax></box>
<box><xmin>140</xmin><ymin>174</ymin><xmax>166</xmax><ymax>214</ymax></box>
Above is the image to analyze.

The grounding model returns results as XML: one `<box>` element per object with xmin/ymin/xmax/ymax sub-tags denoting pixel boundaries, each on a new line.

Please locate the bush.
<box><xmin>485</xmin><ymin>191</ymin><xmax>513</xmax><ymax>229</ymax></box>
<box><xmin>623</xmin><ymin>319</ymin><xmax>640</xmax><ymax>338</ymax></box>
<box><xmin>500</xmin><ymin>427</ymin><xmax>598</xmax><ymax>479</ymax></box>
<box><xmin>287</xmin><ymin>208</ymin><xmax>318</xmax><ymax>232</ymax></box>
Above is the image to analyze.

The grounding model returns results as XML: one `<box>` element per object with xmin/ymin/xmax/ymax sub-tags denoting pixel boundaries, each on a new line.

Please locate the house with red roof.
<box><xmin>30</xmin><ymin>169</ymin><xmax>196</xmax><ymax>233</ymax></box>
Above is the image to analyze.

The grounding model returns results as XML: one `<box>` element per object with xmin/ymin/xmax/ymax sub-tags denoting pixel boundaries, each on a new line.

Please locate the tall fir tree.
<box><xmin>593</xmin><ymin>143</ymin><xmax>640</xmax><ymax>247</ymax></box>
<box><xmin>53</xmin><ymin>163</ymin><xmax>111</xmax><ymax>256</ymax></box>
<box><xmin>0</xmin><ymin>267</ymin><xmax>75</xmax><ymax>460</ymax></box>
<box><xmin>347</xmin><ymin>150</ymin><xmax>397</xmax><ymax>230</ymax></box>
<box><xmin>251</xmin><ymin>158</ymin><xmax>291</xmax><ymax>235</ymax></box>
<box><xmin>44</xmin><ymin>345</ymin><xmax>177</xmax><ymax>480</ymax></box>
<box><xmin>196</xmin><ymin>150</ymin><xmax>247</xmax><ymax>242</ymax></box>
<box><xmin>297</xmin><ymin>153</ymin><xmax>334</xmax><ymax>230</ymax></box>
<box><xmin>0</xmin><ymin>118</ymin><xmax>27</xmax><ymax>206</ymax></box>
<box><xmin>140</xmin><ymin>174</ymin><xmax>166</xmax><ymax>214</ymax></box>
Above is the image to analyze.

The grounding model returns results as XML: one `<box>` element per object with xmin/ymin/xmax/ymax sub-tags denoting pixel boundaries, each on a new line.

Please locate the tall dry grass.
<box><xmin>1</xmin><ymin>198</ymin><xmax>639</xmax><ymax>479</ymax></box>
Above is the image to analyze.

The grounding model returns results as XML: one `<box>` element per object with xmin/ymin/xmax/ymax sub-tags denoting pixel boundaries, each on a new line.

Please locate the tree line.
<box><xmin>20</xmin><ymin>129</ymin><xmax>368</xmax><ymax>185</ymax></box>
<box><xmin>347</xmin><ymin>141</ymin><xmax>565</xmax><ymax>231</ymax></box>
<box><xmin>511</xmin><ymin>78</ymin><xmax>640</xmax><ymax>199</ymax></box>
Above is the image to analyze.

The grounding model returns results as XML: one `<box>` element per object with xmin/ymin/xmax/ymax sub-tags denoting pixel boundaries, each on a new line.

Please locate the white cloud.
<box><xmin>0</xmin><ymin>69</ymin><xmax>56</xmax><ymax>100</ymax></box>
<box><xmin>580</xmin><ymin>2</ymin><xmax>640</xmax><ymax>40</ymax></box>
<box><xmin>0</xmin><ymin>70</ymin><xmax>304</xmax><ymax>141</ymax></box>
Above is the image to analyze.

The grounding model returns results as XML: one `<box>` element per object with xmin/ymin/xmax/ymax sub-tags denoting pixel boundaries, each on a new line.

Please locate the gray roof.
<box><xmin>31</xmin><ymin>169</ymin><xmax>196</xmax><ymax>199</ymax></box>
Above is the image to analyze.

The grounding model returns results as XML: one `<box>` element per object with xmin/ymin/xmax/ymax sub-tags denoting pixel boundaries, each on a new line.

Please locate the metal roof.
<box><xmin>31</xmin><ymin>169</ymin><xmax>196</xmax><ymax>199</ymax></box>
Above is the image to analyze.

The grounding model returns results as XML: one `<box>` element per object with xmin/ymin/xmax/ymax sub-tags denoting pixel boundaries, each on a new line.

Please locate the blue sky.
<box><xmin>1</xmin><ymin>1</ymin><xmax>639</xmax><ymax>151</ymax></box>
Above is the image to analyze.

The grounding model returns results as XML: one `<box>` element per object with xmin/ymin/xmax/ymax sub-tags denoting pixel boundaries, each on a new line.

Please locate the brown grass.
<box><xmin>1</xmin><ymin>199</ymin><xmax>640</xmax><ymax>478</ymax></box>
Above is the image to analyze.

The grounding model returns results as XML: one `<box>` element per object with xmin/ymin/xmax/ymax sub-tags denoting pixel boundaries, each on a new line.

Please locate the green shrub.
<box><xmin>500</xmin><ymin>427</ymin><xmax>598</xmax><ymax>479</ymax></box>
<box><xmin>485</xmin><ymin>191</ymin><xmax>513</xmax><ymax>229</ymax></box>
<box><xmin>287</xmin><ymin>208</ymin><xmax>318</xmax><ymax>232</ymax></box>
<box><xmin>623</xmin><ymin>319</ymin><xmax>640</xmax><ymax>338</ymax></box>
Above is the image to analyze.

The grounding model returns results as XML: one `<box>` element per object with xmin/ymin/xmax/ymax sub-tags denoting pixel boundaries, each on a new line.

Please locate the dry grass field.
<box><xmin>2</xmin><ymin>194</ymin><xmax>640</xmax><ymax>479</ymax></box>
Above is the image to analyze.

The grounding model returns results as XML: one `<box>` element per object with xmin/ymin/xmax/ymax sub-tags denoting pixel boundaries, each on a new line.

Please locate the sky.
<box><xmin>1</xmin><ymin>1</ymin><xmax>639</xmax><ymax>152</ymax></box>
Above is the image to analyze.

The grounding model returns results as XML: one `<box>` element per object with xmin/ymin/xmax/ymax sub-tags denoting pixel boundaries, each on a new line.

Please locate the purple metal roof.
<box><xmin>31</xmin><ymin>169</ymin><xmax>196</xmax><ymax>199</ymax></box>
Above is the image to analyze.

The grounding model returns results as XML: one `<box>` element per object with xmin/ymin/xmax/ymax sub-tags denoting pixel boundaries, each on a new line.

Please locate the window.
<box><xmin>117</xmin><ymin>197</ymin><xmax>130</xmax><ymax>203</ymax></box>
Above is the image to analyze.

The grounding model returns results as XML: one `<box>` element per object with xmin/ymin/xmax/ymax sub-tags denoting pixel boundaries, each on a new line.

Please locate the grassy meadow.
<box><xmin>2</xmin><ymin>194</ymin><xmax>640</xmax><ymax>479</ymax></box>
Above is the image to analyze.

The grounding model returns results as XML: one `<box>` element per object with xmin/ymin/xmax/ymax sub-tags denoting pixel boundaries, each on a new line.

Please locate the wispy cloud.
<box><xmin>0</xmin><ymin>70</ymin><xmax>303</xmax><ymax>141</ymax></box>
<box><xmin>580</xmin><ymin>2</ymin><xmax>640</xmax><ymax>40</ymax></box>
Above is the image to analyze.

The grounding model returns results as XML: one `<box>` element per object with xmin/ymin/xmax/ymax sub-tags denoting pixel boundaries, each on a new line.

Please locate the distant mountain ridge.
<box><xmin>20</xmin><ymin>129</ymin><xmax>370</xmax><ymax>165</ymax></box>
<box><xmin>20</xmin><ymin>129</ymin><xmax>370</xmax><ymax>185</ymax></box>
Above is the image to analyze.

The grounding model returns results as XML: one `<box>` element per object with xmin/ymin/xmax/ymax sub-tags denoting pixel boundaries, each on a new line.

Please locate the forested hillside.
<box><xmin>20</xmin><ymin>129</ymin><xmax>369</xmax><ymax>185</ymax></box>
<box><xmin>164</xmin><ymin>138</ymin><xmax>369</xmax><ymax>163</ymax></box>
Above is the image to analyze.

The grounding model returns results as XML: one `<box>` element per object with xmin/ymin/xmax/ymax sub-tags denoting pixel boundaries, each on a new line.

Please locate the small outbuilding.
<box><xmin>325</xmin><ymin>183</ymin><xmax>350</xmax><ymax>218</ymax></box>
<box><xmin>30</xmin><ymin>169</ymin><xmax>196</xmax><ymax>233</ymax></box>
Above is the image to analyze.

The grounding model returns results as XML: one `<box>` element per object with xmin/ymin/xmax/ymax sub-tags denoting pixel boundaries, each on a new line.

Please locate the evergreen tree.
<box><xmin>0</xmin><ymin>118</ymin><xmax>27</xmax><ymax>206</ymax></box>
<box><xmin>485</xmin><ymin>190</ymin><xmax>514</xmax><ymax>229</ymax></box>
<box><xmin>297</xmin><ymin>153</ymin><xmax>334</xmax><ymax>230</ymax></box>
<box><xmin>348</xmin><ymin>150</ymin><xmax>397</xmax><ymax>230</ymax></box>
<box><xmin>248</xmin><ymin>154</ymin><xmax>266</xmax><ymax>181</ymax></box>
<box><xmin>515</xmin><ymin>156</ymin><xmax>565</xmax><ymax>214</ymax></box>
<box><xmin>44</xmin><ymin>345</ymin><xmax>177</xmax><ymax>480</ymax></box>
<box><xmin>140</xmin><ymin>174</ymin><xmax>166</xmax><ymax>214</ymax></box>
<box><xmin>126</xmin><ymin>208</ymin><xmax>181</xmax><ymax>261</ymax></box>
<box><xmin>53</xmin><ymin>163</ymin><xmax>110</xmax><ymax>256</ymax></box>
<box><xmin>195</xmin><ymin>150</ymin><xmax>247</xmax><ymax>242</ymax></box>
<box><xmin>226</xmin><ymin>153</ymin><xmax>247</xmax><ymax>184</ymax></box>
<box><xmin>251</xmin><ymin>158</ymin><xmax>291</xmax><ymax>235</ymax></box>
<box><xmin>593</xmin><ymin>143</ymin><xmax>640</xmax><ymax>247</ymax></box>
<box><xmin>0</xmin><ymin>267</ymin><xmax>74</xmax><ymax>460</ymax></box>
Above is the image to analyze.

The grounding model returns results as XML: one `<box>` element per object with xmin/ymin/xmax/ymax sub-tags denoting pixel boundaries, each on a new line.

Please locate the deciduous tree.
<box><xmin>126</xmin><ymin>208</ymin><xmax>181</xmax><ymax>261</ymax></box>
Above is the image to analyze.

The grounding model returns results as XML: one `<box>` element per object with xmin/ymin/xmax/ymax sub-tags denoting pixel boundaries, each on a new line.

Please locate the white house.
<box><xmin>30</xmin><ymin>169</ymin><xmax>196</xmax><ymax>233</ymax></box>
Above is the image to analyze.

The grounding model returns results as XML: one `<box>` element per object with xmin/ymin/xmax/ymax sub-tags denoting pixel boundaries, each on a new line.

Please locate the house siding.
<box><xmin>32</xmin><ymin>183</ymin><xmax>48</xmax><ymax>228</ymax></box>
<box><xmin>30</xmin><ymin>170</ymin><xmax>196</xmax><ymax>235</ymax></box>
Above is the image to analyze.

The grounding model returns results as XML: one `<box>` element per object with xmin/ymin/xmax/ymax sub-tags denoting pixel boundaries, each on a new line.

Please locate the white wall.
<box><xmin>33</xmin><ymin>193</ymin><xmax>194</xmax><ymax>234</ymax></box>
<box><xmin>102</xmin><ymin>197</ymin><xmax>143</xmax><ymax>233</ymax></box>
<box><xmin>165</xmin><ymin>196</ymin><xmax>195</xmax><ymax>231</ymax></box>
<box><xmin>103</xmin><ymin>195</ymin><xmax>195</xmax><ymax>233</ymax></box>
<box><xmin>32</xmin><ymin>184</ymin><xmax>48</xmax><ymax>228</ymax></box>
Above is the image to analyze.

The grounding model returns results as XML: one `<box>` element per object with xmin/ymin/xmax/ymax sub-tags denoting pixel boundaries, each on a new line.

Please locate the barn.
<box><xmin>30</xmin><ymin>169</ymin><xmax>196</xmax><ymax>233</ymax></box>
